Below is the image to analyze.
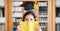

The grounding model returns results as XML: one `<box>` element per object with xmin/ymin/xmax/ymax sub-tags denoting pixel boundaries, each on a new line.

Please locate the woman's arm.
<box><xmin>17</xmin><ymin>25</ymin><xmax>42</xmax><ymax>31</ymax></box>
<box><xmin>39</xmin><ymin>26</ymin><xmax>42</xmax><ymax>31</ymax></box>
<box><xmin>34</xmin><ymin>25</ymin><xmax>42</xmax><ymax>31</ymax></box>
<box><xmin>16</xmin><ymin>25</ymin><xmax>20</xmax><ymax>31</ymax></box>
<box><xmin>16</xmin><ymin>25</ymin><xmax>24</xmax><ymax>31</ymax></box>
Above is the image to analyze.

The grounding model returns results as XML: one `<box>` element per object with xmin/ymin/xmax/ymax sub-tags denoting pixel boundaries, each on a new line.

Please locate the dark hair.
<box><xmin>22</xmin><ymin>11</ymin><xmax>36</xmax><ymax>21</ymax></box>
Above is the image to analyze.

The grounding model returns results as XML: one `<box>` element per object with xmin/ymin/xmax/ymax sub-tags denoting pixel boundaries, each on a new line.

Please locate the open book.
<box><xmin>20</xmin><ymin>21</ymin><xmax>39</xmax><ymax>31</ymax></box>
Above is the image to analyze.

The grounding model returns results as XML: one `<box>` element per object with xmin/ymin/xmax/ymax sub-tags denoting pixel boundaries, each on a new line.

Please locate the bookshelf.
<box><xmin>38</xmin><ymin>1</ymin><xmax>48</xmax><ymax>31</ymax></box>
<box><xmin>0</xmin><ymin>24</ymin><xmax>4</xmax><ymax>31</ymax></box>
<box><xmin>0</xmin><ymin>0</ymin><xmax>55</xmax><ymax>31</ymax></box>
<box><xmin>11</xmin><ymin>1</ymin><xmax>48</xmax><ymax>31</ymax></box>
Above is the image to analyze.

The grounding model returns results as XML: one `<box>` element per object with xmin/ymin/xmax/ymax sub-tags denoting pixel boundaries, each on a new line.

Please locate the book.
<box><xmin>19</xmin><ymin>21</ymin><xmax>38</xmax><ymax>31</ymax></box>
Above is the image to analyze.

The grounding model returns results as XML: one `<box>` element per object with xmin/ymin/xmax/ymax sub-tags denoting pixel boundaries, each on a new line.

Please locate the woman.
<box><xmin>17</xmin><ymin>11</ymin><xmax>42</xmax><ymax>31</ymax></box>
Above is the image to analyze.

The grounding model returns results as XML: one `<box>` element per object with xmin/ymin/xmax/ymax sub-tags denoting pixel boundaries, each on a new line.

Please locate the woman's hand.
<box><xmin>17</xmin><ymin>25</ymin><xmax>24</xmax><ymax>31</ymax></box>
<box><xmin>17</xmin><ymin>25</ymin><xmax>41</xmax><ymax>31</ymax></box>
<box><xmin>34</xmin><ymin>26</ymin><xmax>39</xmax><ymax>31</ymax></box>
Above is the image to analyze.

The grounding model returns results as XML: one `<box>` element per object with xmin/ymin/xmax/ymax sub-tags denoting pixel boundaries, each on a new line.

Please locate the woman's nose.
<box><xmin>28</xmin><ymin>20</ymin><xmax>30</xmax><ymax>22</ymax></box>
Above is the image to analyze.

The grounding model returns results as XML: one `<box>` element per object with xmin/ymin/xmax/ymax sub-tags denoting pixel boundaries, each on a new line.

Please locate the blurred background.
<box><xmin>0</xmin><ymin>0</ymin><xmax>60</xmax><ymax>31</ymax></box>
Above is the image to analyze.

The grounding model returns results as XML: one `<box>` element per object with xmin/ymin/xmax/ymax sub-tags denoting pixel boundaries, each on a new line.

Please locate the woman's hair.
<box><xmin>22</xmin><ymin>11</ymin><xmax>36</xmax><ymax>21</ymax></box>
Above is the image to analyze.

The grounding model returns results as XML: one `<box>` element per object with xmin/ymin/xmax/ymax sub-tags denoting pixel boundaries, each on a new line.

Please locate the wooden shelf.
<box><xmin>0</xmin><ymin>6</ymin><xmax>4</xmax><ymax>8</ymax></box>
<box><xmin>39</xmin><ymin>16</ymin><xmax>47</xmax><ymax>17</ymax></box>
<box><xmin>39</xmin><ymin>21</ymin><xmax>48</xmax><ymax>23</ymax></box>
<box><xmin>13</xmin><ymin>0</ymin><xmax>48</xmax><ymax>2</ymax></box>
<box><xmin>39</xmin><ymin>15</ymin><xmax>48</xmax><ymax>17</ymax></box>
<box><xmin>39</xmin><ymin>6</ymin><xmax>47</xmax><ymax>7</ymax></box>
<box><xmin>13</xmin><ymin>17</ymin><xmax>22</xmax><ymax>19</ymax></box>
<box><xmin>0</xmin><ymin>23</ymin><xmax>5</xmax><ymax>24</ymax></box>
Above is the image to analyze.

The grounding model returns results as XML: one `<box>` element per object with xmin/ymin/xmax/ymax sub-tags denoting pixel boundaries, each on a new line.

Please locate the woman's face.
<box><xmin>24</xmin><ymin>14</ymin><xmax>35</xmax><ymax>22</ymax></box>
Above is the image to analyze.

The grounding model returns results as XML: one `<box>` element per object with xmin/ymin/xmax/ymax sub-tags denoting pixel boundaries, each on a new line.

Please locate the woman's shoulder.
<box><xmin>39</xmin><ymin>26</ymin><xmax>42</xmax><ymax>31</ymax></box>
<box><xmin>17</xmin><ymin>25</ymin><xmax>20</xmax><ymax>29</ymax></box>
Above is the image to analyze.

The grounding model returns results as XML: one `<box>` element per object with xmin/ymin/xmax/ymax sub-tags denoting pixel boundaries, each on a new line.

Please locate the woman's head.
<box><xmin>22</xmin><ymin>11</ymin><xmax>36</xmax><ymax>22</ymax></box>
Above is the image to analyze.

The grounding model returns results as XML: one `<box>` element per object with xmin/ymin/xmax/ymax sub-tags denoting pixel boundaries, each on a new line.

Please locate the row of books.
<box><xmin>0</xmin><ymin>7</ymin><xmax>48</xmax><ymax>17</ymax></box>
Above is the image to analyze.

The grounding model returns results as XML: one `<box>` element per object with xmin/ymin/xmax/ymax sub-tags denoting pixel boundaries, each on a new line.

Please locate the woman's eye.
<box><xmin>30</xmin><ymin>19</ymin><xmax>32</xmax><ymax>20</ymax></box>
<box><xmin>26</xmin><ymin>19</ymin><xmax>28</xmax><ymax>20</ymax></box>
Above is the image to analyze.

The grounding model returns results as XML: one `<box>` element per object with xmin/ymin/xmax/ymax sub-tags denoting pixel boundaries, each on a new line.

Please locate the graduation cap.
<box><xmin>20</xmin><ymin>1</ymin><xmax>35</xmax><ymax>10</ymax></box>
